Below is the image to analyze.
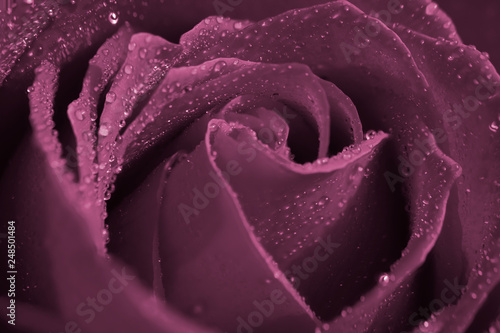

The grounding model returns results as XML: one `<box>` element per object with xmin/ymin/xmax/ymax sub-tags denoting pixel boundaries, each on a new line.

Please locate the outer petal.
<box><xmin>325</xmin><ymin>138</ymin><xmax>461</xmax><ymax>332</ymax></box>
<box><xmin>0</xmin><ymin>60</ymin><xmax>215</xmax><ymax>333</ymax></box>
<box><xmin>346</xmin><ymin>0</ymin><xmax>460</xmax><ymax>42</ymax></box>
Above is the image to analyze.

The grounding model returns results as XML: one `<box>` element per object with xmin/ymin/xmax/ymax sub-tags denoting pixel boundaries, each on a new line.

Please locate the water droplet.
<box><xmin>102</xmin><ymin>228</ymin><xmax>109</xmax><ymax>241</ymax></box>
<box><xmin>99</xmin><ymin>124</ymin><xmax>110</xmax><ymax>137</ymax></box>
<box><xmin>349</xmin><ymin>144</ymin><xmax>362</xmax><ymax>154</ymax></box>
<box><xmin>128</xmin><ymin>42</ymin><xmax>137</xmax><ymax>51</ymax></box>
<box><xmin>138</xmin><ymin>48</ymin><xmax>148</xmax><ymax>59</ymax></box>
<box><xmin>213</xmin><ymin>60</ymin><xmax>227</xmax><ymax>73</ymax></box>
<box><xmin>365</xmin><ymin>130</ymin><xmax>376</xmax><ymax>140</ymax></box>
<box><xmin>106</xmin><ymin>92</ymin><xmax>116</xmax><ymax>103</ymax></box>
<box><xmin>108</xmin><ymin>12</ymin><xmax>119</xmax><ymax>25</ymax></box>
<box><xmin>317</xmin><ymin>196</ymin><xmax>329</xmax><ymax>207</ymax></box>
<box><xmin>234</xmin><ymin>21</ymin><xmax>244</xmax><ymax>30</ymax></box>
<box><xmin>103</xmin><ymin>190</ymin><xmax>112</xmax><ymax>201</ymax></box>
<box><xmin>425</xmin><ymin>3</ymin><xmax>438</xmax><ymax>15</ymax></box>
<box><xmin>47</xmin><ymin>7</ymin><xmax>57</xmax><ymax>17</ymax></box>
<box><xmin>74</xmin><ymin>109</ymin><xmax>85</xmax><ymax>121</ymax></box>
<box><xmin>378</xmin><ymin>273</ymin><xmax>390</xmax><ymax>286</ymax></box>
<box><xmin>489</xmin><ymin>121</ymin><xmax>498</xmax><ymax>133</ymax></box>
<box><xmin>124</xmin><ymin>64</ymin><xmax>133</xmax><ymax>74</ymax></box>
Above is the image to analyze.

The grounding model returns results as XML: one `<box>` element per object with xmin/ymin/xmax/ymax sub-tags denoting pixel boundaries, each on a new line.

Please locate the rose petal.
<box><xmin>117</xmin><ymin>58</ymin><xmax>331</xmax><ymax>170</ymax></box>
<box><xmin>66</xmin><ymin>23</ymin><xmax>134</xmax><ymax>215</ymax></box>
<box><xmin>410</xmin><ymin>225</ymin><xmax>500</xmax><ymax>332</ymax></box>
<box><xmin>96</xmin><ymin>32</ymin><xmax>181</xmax><ymax>203</ymax></box>
<box><xmin>325</xmin><ymin>137</ymin><xmax>461</xmax><ymax>332</ymax></box>
<box><xmin>4</xmin><ymin>53</ymin><xmax>216</xmax><ymax>333</ymax></box>
<box><xmin>209</xmin><ymin>119</ymin><xmax>407</xmax><ymax>320</ymax></box>
<box><xmin>220</xmin><ymin>101</ymin><xmax>291</xmax><ymax>154</ymax></box>
<box><xmin>27</xmin><ymin>60</ymin><xmax>106</xmax><ymax>253</ymax></box>
<box><xmin>0</xmin><ymin>1</ymin><xmax>63</xmax><ymax>84</ymax></box>
<box><xmin>105</xmin><ymin>155</ymin><xmax>173</xmax><ymax>289</ymax></box>
<box><xmin>35</xmin><ymin>158</ymin><xmax>216</xmax><ymax>333</ymax></box>
<box><xmin>394</xmin><ymin>26</ymin><xmax>500</xmax><ymax>270</ymax></box>
<box><xmin>318</xmin><ymin>80</ymin><xmax>363</xmax><ymax>153</ymax></box>
<box><xmin>465</xmin><ymin>281</ymin><xmax>500</xmax><ymax>333</ymax></box>
<box><xmin>1</xmin><ymin>0</ymin><xmax>337</xmax><ymax>84</ymax></box>
<box><xmin>347</xmin><ymin>0</ymin><xmax>460</xmax><ymax>42</ymax></box>
<box><xmin>0</xmin><ymin>136</ymin><xmax>62</xmax><ymax>316</ymax></box>
<box><xmin>179</xmin><ymin>16</ymin><xmax>254</xmax><ymax>51</ymax></box>
<box><xmin>391</xmin><ymin>26</ymin><xmax>500</xmax><ymax>332</ymax></box>
<box><xmin>158</xmin><ymin>120</ymin><xmax>321</xmax><ymax>332</ymax></box>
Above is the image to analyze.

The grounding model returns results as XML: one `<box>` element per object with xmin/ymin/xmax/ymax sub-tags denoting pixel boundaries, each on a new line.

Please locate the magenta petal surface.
<box><xmin>117</xmin><ymin>58</ymin><xmax>332</xmax><ymax>167</ymax></box>
<box><xmin>1</xmin><ymin>1</ymin><xmax>499</xmax><ymax>333</ymax></box>
<box><xmin>157</xmin><ymin>121</ymin><xmax>320</xmax><ymax>332</ymax></box>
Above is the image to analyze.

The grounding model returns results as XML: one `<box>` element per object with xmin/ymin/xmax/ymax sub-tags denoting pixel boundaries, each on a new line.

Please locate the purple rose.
<box><xmin>0</xmin><ymin>1</ymin><xmax>499</xmax><ymax>333</ymax></box>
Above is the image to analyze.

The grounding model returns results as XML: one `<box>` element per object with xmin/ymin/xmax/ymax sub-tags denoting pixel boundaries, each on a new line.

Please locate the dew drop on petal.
<box><xmin>378</xmin><ymin>273</ymin><xmax>390</xmax><ymax>286</ymax></box>
<box><xmin>108</xmin><ymin>12</ymin><xmax>119</xmax><ymax>25</ymax></box>
<box><xmin>103</xmin><ymin>190</ymin><xmax>112</xmax><ymax>201</ymax></box>
<box><xmin>47</xmin><ymin>7</ymin><xmax>57</xmax><ymax>17</ymax></box>
<box><xmin>124</xmin><ymin>64</ymin><xmax>133</xmax><ymax>74</ymax></box>
<box><xmin>102</xmin><ymin>227</ymin><xmax>109</xmax><ymax>242</ymax></box>
<box><xmin>317</xmin><ymin>196</ymin><xmax>329</xmax><ymax>207</ymax></box>
<box><xmin>128</xmin><ymin>42</ymin><xmax>137</xmax><ymax>51</ymax></box>
<box><xmin>99</xmin><ymin>124</ymin><xmax>110</xmax><ymax>137</ymax></box>
<box><xmin>425</xmin><ymin>2</ymin><xmax>438</xmax><ymax>15</ymax></box>
<box><xmin>138</xmin><ymin>48</ymin><xmax>148</xmax><ymax>59</ymax></box>
<box><xmin>106</xmin><ymin>91</ymin><xmax>116</xmax><ymax>103</ymax></box>
<box><xmin>213</xmin><ymin>60</ymin><xmax>227</xmax><ymax>73</ymax></box>
<box><xmin>489</xmin><ymin>121</ymin><xmax>498</xmax><ymax>133</ymax></box>
<box><xmin>74</xmin><ymin>109</ymin><xmax>85</xmax><ymax>121</ymax></box>
<box><xmin>365</xmin><ymin>130</ymin><xmax>376</xmax><ymax>140</ymax></box>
